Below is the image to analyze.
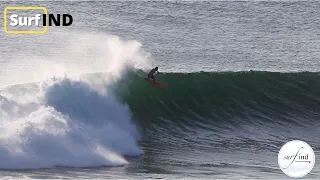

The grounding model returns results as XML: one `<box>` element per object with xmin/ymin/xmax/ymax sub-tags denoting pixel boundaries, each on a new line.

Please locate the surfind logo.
<box><xmin>278</xmin><ymin>140</ymin><xmax>315</xmax><ymax>178</ymax></box>
<box><xmin>4</xmin><ymin>6</ymin><xmax>73</xmax><ymax>34</ymax></box>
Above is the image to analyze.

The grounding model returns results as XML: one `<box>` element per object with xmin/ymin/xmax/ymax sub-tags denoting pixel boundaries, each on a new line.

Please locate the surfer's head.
<box><xmin>155</xmin><ymin>67</ymin><xmax>158</xmax><ymax>70</ymax></box>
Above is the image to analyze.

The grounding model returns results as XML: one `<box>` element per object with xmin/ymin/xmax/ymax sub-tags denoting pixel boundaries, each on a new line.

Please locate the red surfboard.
<box><xmin>147</xmin><ymin>79</ymin><xmax>166</xmax><ymax>88</ymax></box>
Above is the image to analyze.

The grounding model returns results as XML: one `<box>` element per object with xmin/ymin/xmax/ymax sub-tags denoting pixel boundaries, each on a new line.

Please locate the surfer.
<box><xmin>147</xmin><ymin>67</ymin><xmax>158</xmax><ymax>84</ymax></box>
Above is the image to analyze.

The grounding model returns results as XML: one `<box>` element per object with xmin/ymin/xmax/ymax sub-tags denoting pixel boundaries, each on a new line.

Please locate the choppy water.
<box><xmin>0</xmin><ymin>1</ymin><xmax>319</xmax><ymax>179</ymax></box>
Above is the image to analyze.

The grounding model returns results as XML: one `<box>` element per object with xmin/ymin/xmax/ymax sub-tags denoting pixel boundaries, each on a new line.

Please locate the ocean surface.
<box><xmin>0</xmin><ymin>1</ymin><xmax>320</xmax><ymax>179</ymax></box>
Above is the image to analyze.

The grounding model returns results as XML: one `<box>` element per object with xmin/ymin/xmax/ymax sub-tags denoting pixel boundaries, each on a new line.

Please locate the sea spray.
<box><xmin>0</xmin><ymin>30</ymin><xmax>153</xmax><ymax>89</ymax></box>
<box><xmin>0</xmin><ymin>31</ymin><xmax>152</xmax><ymax>169</ymax></box>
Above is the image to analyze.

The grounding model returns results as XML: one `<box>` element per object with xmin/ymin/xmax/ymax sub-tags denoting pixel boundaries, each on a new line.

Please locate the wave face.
<box><xmin>1</xmin><ymin>70</ymin><xmax>320</xmax><ymax>169</ymax></box>
<box><xmin>117</xmin><ymin>71</ymin><xmax>320</xmax><ymax>133</ymax></box>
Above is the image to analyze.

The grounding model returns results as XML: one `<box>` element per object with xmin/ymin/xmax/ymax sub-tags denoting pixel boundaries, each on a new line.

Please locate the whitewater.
<box><xmin>0</xmin><ymin>31</ymin><xmax>153</xmax><ymax>169</ymax></box>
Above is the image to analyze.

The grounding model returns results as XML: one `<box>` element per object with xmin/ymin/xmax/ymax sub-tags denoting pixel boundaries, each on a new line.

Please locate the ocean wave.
<box><xmin>116</xmin><ymin>70</ymin><xmax>320</xmax><ymax>127</ymax></box>
<box><xmin>1</xmin><ymin>70</ymin><xmax>320</xmax><ymax>169</ymax></box>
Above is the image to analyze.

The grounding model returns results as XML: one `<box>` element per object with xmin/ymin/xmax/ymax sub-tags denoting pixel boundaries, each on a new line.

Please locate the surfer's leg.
<box><xmin>152</xmin><ymin>76</ymin><xmax>156</xmax><ymax>84</ymax></box>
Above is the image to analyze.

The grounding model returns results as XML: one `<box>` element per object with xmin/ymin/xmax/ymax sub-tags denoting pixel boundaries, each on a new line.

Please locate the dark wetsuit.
<box><xmin>148</xmin><ymin>68</ymin><xmax>157</xmax><ymax>83</ymax></box>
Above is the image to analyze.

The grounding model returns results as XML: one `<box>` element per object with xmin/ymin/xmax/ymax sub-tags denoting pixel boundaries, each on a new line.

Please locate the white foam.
<box><xmin>0</xmin><ymin>31</ymin><xmax>151</xmax><ymax>169</ymax></box>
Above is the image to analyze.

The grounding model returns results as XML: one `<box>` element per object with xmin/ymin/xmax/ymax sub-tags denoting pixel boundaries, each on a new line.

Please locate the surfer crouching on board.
<box><xmin>147</xmin><ymin>67</ymin><xmax>158</xmax><ymax>84</ymax></box>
